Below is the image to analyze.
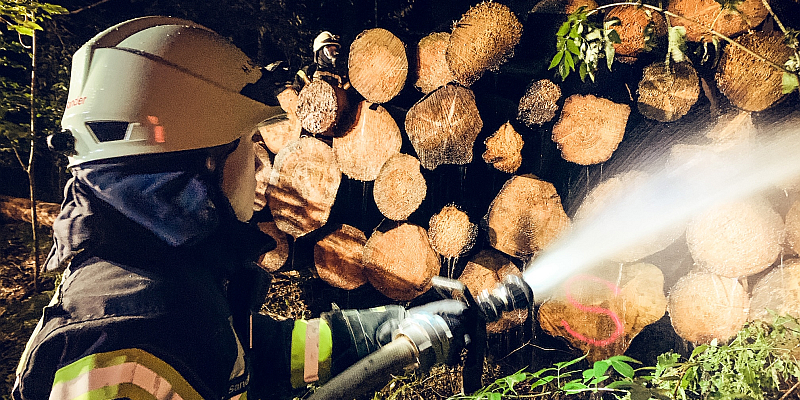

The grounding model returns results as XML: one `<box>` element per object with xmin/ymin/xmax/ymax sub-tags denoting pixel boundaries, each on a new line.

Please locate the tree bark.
<box><xmin>348</xmin><ymin>28</ymin><xmax>408</xmax><ymax>104</ymax></box>
<box><xmin>405</xmin><ymin>83</ymin><xmax>483</xmax><ymax>170</ymax></box>
<box><xmin>372</xmin><ymin>153</ymin><xmax>427</xmax><ymax>221</ymax></box>
<box><xmin>332</xmin><ymin>100</ymin><xmax>402</xmax><ymax>182</ymax></box>
<box><xmin>268</xmin><ymin>137</ymin><xmax>342</xmax><ymax>238</ymax></box>
<box><xmin>446</xmin><ymin>2</ymin><xmax>522</xmax><ymax>86</ymax></box>
<box><xmin>484</xmin><ymin>175</ymin><xmax>571</xmax><ymax>259</ymax></box>
<box><xmin>314</xmin><ymin>224</ymin><xmax>368</xmax><ymax>290</ymax></box>
<box><xmin>551</xmin><ymin>94</ymin><xmax>630</xmax><ymax>166</ymax></box>
<box><xmin>0</xmin><ymin>195</ymin><xmax>60</xmax><ymax>227</ymax></box>
<box><xmin>363</xmin><ymin>223</ymin><xmax>440</xmax><ymax>301</ymax></box>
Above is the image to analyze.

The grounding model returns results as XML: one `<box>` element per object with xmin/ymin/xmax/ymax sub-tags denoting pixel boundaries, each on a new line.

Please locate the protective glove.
<box><xmin>393</xmin><ymin>299</ymin><xmax>469</xmax><ymax>368</ymax></box>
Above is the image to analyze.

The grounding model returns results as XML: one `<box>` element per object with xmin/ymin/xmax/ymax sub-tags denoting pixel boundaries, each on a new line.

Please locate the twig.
<box><xmin>779</xmin><ymin>381</ymin><xmax>800</xmax><ymax>400</ymax></box>
<box><xmin>68</xmin><ymin>0</ymin><xmax>113</xmax><ymax>14</ymax></box>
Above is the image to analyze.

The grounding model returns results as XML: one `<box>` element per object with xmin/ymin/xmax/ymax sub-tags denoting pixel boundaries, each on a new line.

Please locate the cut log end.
<box><xmin>256</xmin><ymin>222</ymin><xmax>290</xmax><ymax>272</ymax></box>
<box><xmin>314</xmin><ymin>224</ymin><xmax>368</xmax><ymax>290</ymax></box>
<box><xmin>483</xmin><ymin>121</ymin><xmax>524</xmax><ymax>173</ymax></box>
<box><xmin>517</xmin><ymin>79</ymin><xmax>561</xmax><ymax>127</ymax></box>
<box><xmin>414</xmin><ymin>32</ymin><xmax>455</xmax><ymax>94</ymax></box>
<box><xmin>552</xmin><ymin>94</ymin><xmax>630</xmax><ymax>165</ymax></box>
<box><xmin>333</xmin><ymin>101</ymin><xmax>402</xmax><ymax>181</ymax></box>
<box><xmin>428</xmin><ymin>204</ymin><xmax>478</xmax><ymax>258</ymax></box>
<box><xmin>637</xmin><ymin>61</ymin><xmax>700</xmax><ymax>122</ymax></box>
<box><xmin>349</xmin><ymin>28</ymin><xmax>408</xmax><ymax>104</ymax></box>
<box><xmin>373</xmin><ymin>153</ymin><xmax>427</xmax><ymax>221</ymax></box>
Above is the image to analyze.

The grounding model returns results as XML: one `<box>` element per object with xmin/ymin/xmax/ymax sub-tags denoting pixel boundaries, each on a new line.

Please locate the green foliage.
<box><xmin>0</xmin><ymin>0</ymin><xmax>67</xmax><ymax>35</ymax></box>
<box><xmin>550</xmin><ymin>6</ymin><xmax>620</xmax><ymax>82</ymax></box>
<box><xmin>782</xmin><ymin>29</ymin><xmax>800</xmax><ymax>94</ymax></box>
<box><xmin>450</xmin><ymin>314</ymin><xmax>800</xmax><ymax>399</ymax></box>
<box><xmin>666</xmin><ymin>26</ymin><xmax>688</xmax><ymax>66</ymax></box>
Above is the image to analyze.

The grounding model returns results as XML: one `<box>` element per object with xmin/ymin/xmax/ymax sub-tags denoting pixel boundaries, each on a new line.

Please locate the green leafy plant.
<box><xmin>549</xmin><ymin>6</ymin><xmax>621</xmax><ymax>82</ymax></box>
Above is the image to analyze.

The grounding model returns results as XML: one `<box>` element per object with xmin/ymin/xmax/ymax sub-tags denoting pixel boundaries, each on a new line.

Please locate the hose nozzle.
<box><xmin>475</xmin><ymin>275</ymin><xmax>533</xmax><ymax>322</ymax></box>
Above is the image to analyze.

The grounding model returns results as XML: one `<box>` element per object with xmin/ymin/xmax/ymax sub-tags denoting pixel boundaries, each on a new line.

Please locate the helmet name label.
<box><xmin>65</xmin><ymin>96</ymin><xmax>87</xmax><ymax>109</ymax></box>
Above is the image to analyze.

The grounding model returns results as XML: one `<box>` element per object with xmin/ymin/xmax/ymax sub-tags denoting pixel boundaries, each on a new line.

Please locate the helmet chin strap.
<box><xmin>220</xmin><ymin>132</ymin><xmax>257</xmax><ymax>222</ymax></box>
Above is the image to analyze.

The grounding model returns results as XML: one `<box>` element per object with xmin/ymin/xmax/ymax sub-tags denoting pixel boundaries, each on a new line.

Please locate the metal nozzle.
<box><xmin>475</xmin><ymin>275</ymin><xmax>533</xmax><ymax>322</ymax></box>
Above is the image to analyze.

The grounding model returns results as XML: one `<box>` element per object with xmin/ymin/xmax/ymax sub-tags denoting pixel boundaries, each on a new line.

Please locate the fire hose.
<box><xmin>306</xmin><ymin>275</ymin><xmax>534</xmax><ymax>400</ymax></box>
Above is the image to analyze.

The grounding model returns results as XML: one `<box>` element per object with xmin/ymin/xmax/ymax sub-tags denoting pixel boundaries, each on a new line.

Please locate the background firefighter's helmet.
<box><xmin>60</xmin><ymin>16</ymin><xmax>282</xmax><ymax>166</ymax></box>
<box><xmin>313</xmin><ymin>31</ymin><xmax>340</xmax><ymax>66</ymax></box>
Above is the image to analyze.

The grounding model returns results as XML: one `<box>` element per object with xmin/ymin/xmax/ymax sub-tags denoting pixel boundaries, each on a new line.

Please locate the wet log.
<box><xmin>787</xmin><ymin>199</ymin><xmax>800</xmax><ymax>256</ymax></box>
<box><xmin>332</xmin><ymin>101</ymin><xmax>402</xmax><ymax>181</ymax></box>
<box><xmin>551</xmin><ymin>94</ymin><xmax>630</xmax><ymax>166</ymax></box>
<box><xmin>255</xmin><ymin>221</ymin><xmax>290</xmax><ymax>272</ymax></box>
<box><xmin>268</xmin><ymin>137</ymin><xmax>342</xmax><ymax>238</ymax></box>
<box><xmin>363</xmin><ymin>223</ymin><xmax>440</xmax><ymax>301</ymax></box>
<box><xmin>482</xmin><ymin>121</ymin><xmax>524</xmax><ymax>174</ymax></box>
<box><xmin>0</xmin><ymin>195</ymin><xmax>60</xmax><ymax>227</ymax></box>
<box><xmin>517</xmin><ymin>79</ymin><xmax>561</xmax><ymax>128</ymax></box>
<box><xmin>458</xmin><ymin>249</ymin><xmax>527</xmax><ymax>333</ymax></box>
<box><xmin>573</xmin><ymin>170</ymin><xmax>685</xmax><ymax>263</ymax></box>
<box><xmin>667</xmin><ymin>271</ymin><xmax>749</xmax><ymax>344</ymax></box>
<box><xmin>314</xmin><ymin>224</ymin><xmax>368</xmax><ymax>290</ymax></box>
<box><xmin>705</xmin><ymin>110</ymin><xmax>754</xmax><ymax>148</ymax></box>
<box><xmin>605</xmin><ymin>5</ymin><xmax>666</xmax><ymax>63</ymax></box>
<box><xmin>538</xmin><ymin>263</ymin><xmax>668</xmax><ymax>362</ymax></box>
<box><xmin>428</xmin><ymin>204</ymin><xmax>478</xmax><ymax>259</ymax></box>
<box><xmin>750</xmin><ymin>259</ymin><xmax>800</xmax><ymax>322</ymax></box>
<box><xmin>373</xmin><ymin>153</ymin><xmax>427</xmax><ymax>221</ymax></box>
<box><xmin>405</xmin><ymin>83</ymin><xmax>483</xmax><ymax>170</ymax></box>
<box><xmin>257</xmin><ymin>88</ymin><xmax>302</xmax><ymax>154</ymax></box>
<box><xmin>484</xmin><ymin>174</ymin><xmax>571</xmax><ymax>259</ymax></box>
<box><xmin>348</xmin><ymin>28</ymin><xmax>408</xmax><ymax>104</ymax></box>
<box><xmin>253</xmin><ymin>141</ymin><xmax>273</xmax><ymax>212</ymax></box>
<box><xmin>413</xmin><ymin>32</ymin><xmax>455</xmax><ymax>94</ymax></box>
<box><xmin>667</xmin><ymin>0</ymin><xmax>768</xmax><ymax>42</ymax></box>
<box><xmin>637</xmin><ymin>61</ymin><xmax>700</xmax><ymax>122</ymax></box>
<box><xmin>715</xmin><ymin>31</ymin><xmax>793</xmax><ymax>112</ymax></box>
<box><xmin>296</xmin><ymin>78</ymin><xmax>348</xmax><ymax>135</ymax></box>
<box><xmin>686</xmin><ymin>197</ymin><xmax>784</xmax><ymax>278</ymax></box>
<box><xmin>446</xmin><ymin>2</ymin><xmax>523</xmax><ymax>86</ymax></box>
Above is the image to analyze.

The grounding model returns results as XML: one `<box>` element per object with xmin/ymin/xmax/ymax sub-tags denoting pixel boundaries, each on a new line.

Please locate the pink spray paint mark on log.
<box><xmin>561</xmin><ymin>274</ymin><xmax>624</xmax><ymax>347</ymax></box>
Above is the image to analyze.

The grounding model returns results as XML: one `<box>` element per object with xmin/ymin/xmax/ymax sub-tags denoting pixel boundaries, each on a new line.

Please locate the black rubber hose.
<box><xmin>306</xmin><ymin>336</ymin><xmax>418</xmax><ymax>400</ymax></box>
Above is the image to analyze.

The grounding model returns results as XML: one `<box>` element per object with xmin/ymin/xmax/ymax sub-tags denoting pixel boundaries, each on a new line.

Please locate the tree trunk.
<box><xmin>296</xmin><ymin>79</ymin><xmax>348</xmax><ymax>135</ymax></box>
<box><xmin>715</xmin><ymin>31</ymin><xmax>792</xmax><ymax>112</ymax></box>
<box><xmin>484</xmin><ymin>175</ymin><xmax>571</xmax><ymax>259</ymax></box>
<box><xmin>666</xmin><ymin>0</ymin><xmax>768</xmax><ymax>42</ymax></box>
<box><xmin>446</xmin><ymin>2</ymin><xmax>522</xmax><ymax>86</ymax></box>
<box><xmin>332</xmin><ymin>100</ymin><xmax>402</xmax><ymax>182</ymax></box>
<box><xmin>637</xmin><ymin>61</ymin><xmax>700</xmax><ymax>123</ymax></box>
<box><xmin>363</xmin><ymin>223</ymin><xmax>440</xmax><ymax>301</ymax></box>
<box><xmin>314</xmin><ymin>224</ymin><xmax>368</xmax><ymax>290</ymax></box>
<box><xmin>517</xmin><ymin>79</ymin><xmax>561</xmax><ymax>128</ymax></box>
<box><xmin>551</xmin><ymin>94</ymin><xmax>630</xmax><ymax>166</ymax></box>
<box><xmin>667</xmin><ymin>271</ymin><xmax>749</xmax><ymax>344</ymax></box>
<box><xmin>348</xmin><ymin>28</ymin><xmax>408</xmax><ymax>104</ymax></box>
<box><xmin>427</xmin><ymin>204</ymin><xmax>477</xmax><ymax>259</ymax></box>
<box><xmin>482</xmin><ymin>121</ymin><xmax>524</xmax><ymax>174</ymax></box>
<box><xmin>413</xmin><ymin>32</ymin><xmax>454</xmax><ymax>94</ymax></box>
<box><xmin>749</xmin><ymin>259</ymin><xmax>800</xmax><ymax>323</ymax></box>
<box><xmin>257</xmin><ymin>88</ymin><xmax>301</xmax><ymax>154</ymax></box>
<box><xmin>268</xmin><ymin>137</ymin><xmax>342</xmax><ymax>238</ymax></box>
<box><xmin>0</xmin><ymin>195</ymin><xmax>60</xmax><ymax>227</ymax></box>
<box><xmin>372</xmin><ymin>153</ymin><xmax>426</xmax><ymax>221</ymax></box>
<box><xmin>29</xmin><ymin>29</ymin><xmax>39</xmax><ymax>291</ymax></box>
<box><xmin>538</xmin><ymin>263</ymin><xmax>667</xmax><ymax>362</ymax></box>
<box><xmin>685</xmin><ymin>197</ymin><xmax>784</xmax><ymax>278</ymax></box>
<box><xmin>404</xmin><ymin>83</ymin><xmax>483</xmax><ymax>170</ymax></box>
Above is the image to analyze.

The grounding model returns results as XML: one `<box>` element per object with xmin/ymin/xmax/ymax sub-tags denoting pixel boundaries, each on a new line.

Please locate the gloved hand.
<box><xmin>394</xmin><ymin>299</ymin><xmax>469</xmax><ymax>368</ymax></box>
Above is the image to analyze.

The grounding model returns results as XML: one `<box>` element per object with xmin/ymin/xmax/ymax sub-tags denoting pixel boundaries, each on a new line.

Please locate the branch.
<box><xmin>68</xmin><ymin>0</ymin><xmax>113</xmax><ymax>14</ymax></box>
<box><xmin>585</xmin><ymin>1</ymin><xmax>791</xmax><ymax>73</ymax></box>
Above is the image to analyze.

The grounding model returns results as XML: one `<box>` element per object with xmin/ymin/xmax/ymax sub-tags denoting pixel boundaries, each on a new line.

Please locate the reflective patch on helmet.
<box><xmin>86</xmin><ymin>121</ymin><xmax>130</xmax><ymax>142</ymax></box>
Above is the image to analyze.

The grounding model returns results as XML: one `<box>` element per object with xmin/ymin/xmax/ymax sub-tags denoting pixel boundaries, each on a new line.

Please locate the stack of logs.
<box><xmin>5</xmin><ymin>0</ymin><xmax>798</xmax><ymax>367</ymax></box>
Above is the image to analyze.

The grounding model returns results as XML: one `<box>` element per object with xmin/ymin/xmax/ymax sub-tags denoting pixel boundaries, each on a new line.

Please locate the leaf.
<box><xmin>593</xmin><ymin>360</ymin><xmax>612</xmax><ymax>378</ymax></box>
<box><xmin>557</xmin><ymin>21</ymin><xmax>571</xmax><ymax>37</ymax></box>
<box><xmin>12</xmin><ymin>25</ymin><xmax>35</xmax><ymax>37</ymax></box>
<box><xmin>555</xmin><ymin>354</ymin><xmax>587</xmax><ymax>369</ymax></box>
<box><xmin>667</xmin><ymin>26</ymin><xmax>688</xmax><ymax>64</ymax></box>
<box><xmin>605</xmin><ymin>40</ymin><xmax>616</xmax><ymax>70</ymax></box>
<box><xmin>562</xmin><ymin>381</ymin><xmax>588</xmax><ymax>392</ymax></box>
<box><xmin>611</xmin><ymin>359</ymin><xmax>636</xmax><ymax>379</ymax></box>
<box><xmin>488</xmin><ymin>392</ymin><xmax>501</xmax><ymax>400</ymax></box>
<box><xmin>549</xmin><ymin>51</ymin><xmax>564</xmax><ymax>70</ymax></box>
<box><xmin>564</xmin><ymin>51</ymin><xmax>574</xmax><ymax>70</ymax></box>
<box><xmin>579</xmin><ymin>62</ymin><xmax>588</xmax><ymax>81</ymax></box>
<box><xmin>782</xmin><ymin>72</ymin><xmax>799</xmax><ymax>94</ymax></box>
<box><xmin>567</xmin><ymin>40</ymin><xmax>581</xmax><ymax>55</ymax></box>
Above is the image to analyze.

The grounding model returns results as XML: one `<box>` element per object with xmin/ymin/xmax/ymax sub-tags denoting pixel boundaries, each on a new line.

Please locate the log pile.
<box><xmin>0</xmin><ymin>195</ymin><xmax>60</xmax><ymax>227</ymax></box>
<box><xmin>237</xmin><ymin>0</ymin><xmax>800</xmax><ymax>365</ymax></box>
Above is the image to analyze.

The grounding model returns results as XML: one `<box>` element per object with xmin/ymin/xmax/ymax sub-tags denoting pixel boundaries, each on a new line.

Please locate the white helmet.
<box><xmin>59</xmin><ymin>16</ymin><xmax>282</xmax><ymax>166</ymax></box>
<box><xmin>313</xmin><ymin>31</ymin><xmax>340</xmax><ymax>53</ymax></box>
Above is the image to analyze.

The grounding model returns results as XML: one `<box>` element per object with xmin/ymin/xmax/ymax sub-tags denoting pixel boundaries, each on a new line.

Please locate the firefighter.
<box><xmin>292</xmin><ymin>31</ymin><xmax>350</xmax><ymax>92</ymax></box>
<box><xmin>13</xmin><ymin>17</ymin><xmax>465</xmax><ymax>400</ymax></box>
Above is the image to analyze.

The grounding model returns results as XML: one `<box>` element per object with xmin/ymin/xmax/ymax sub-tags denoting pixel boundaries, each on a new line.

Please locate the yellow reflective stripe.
<box><xmin>290</xmin><ymin>320</ymin><xmax>307</xmax><ymax>388</ymax></box>
<box><xmin>290</xmin><ymin>319</ymin><xmax>332</xmax><ymax>388</ymax></box>
<box><xmin>296</xmin><ymin>70</ymin><xmax>310</xmax><ymax>85</ymax></box>
<box><xmin>50</xmin><ymin>349</ymin><xmax>202</xmax><ymax>400</ymax></box>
